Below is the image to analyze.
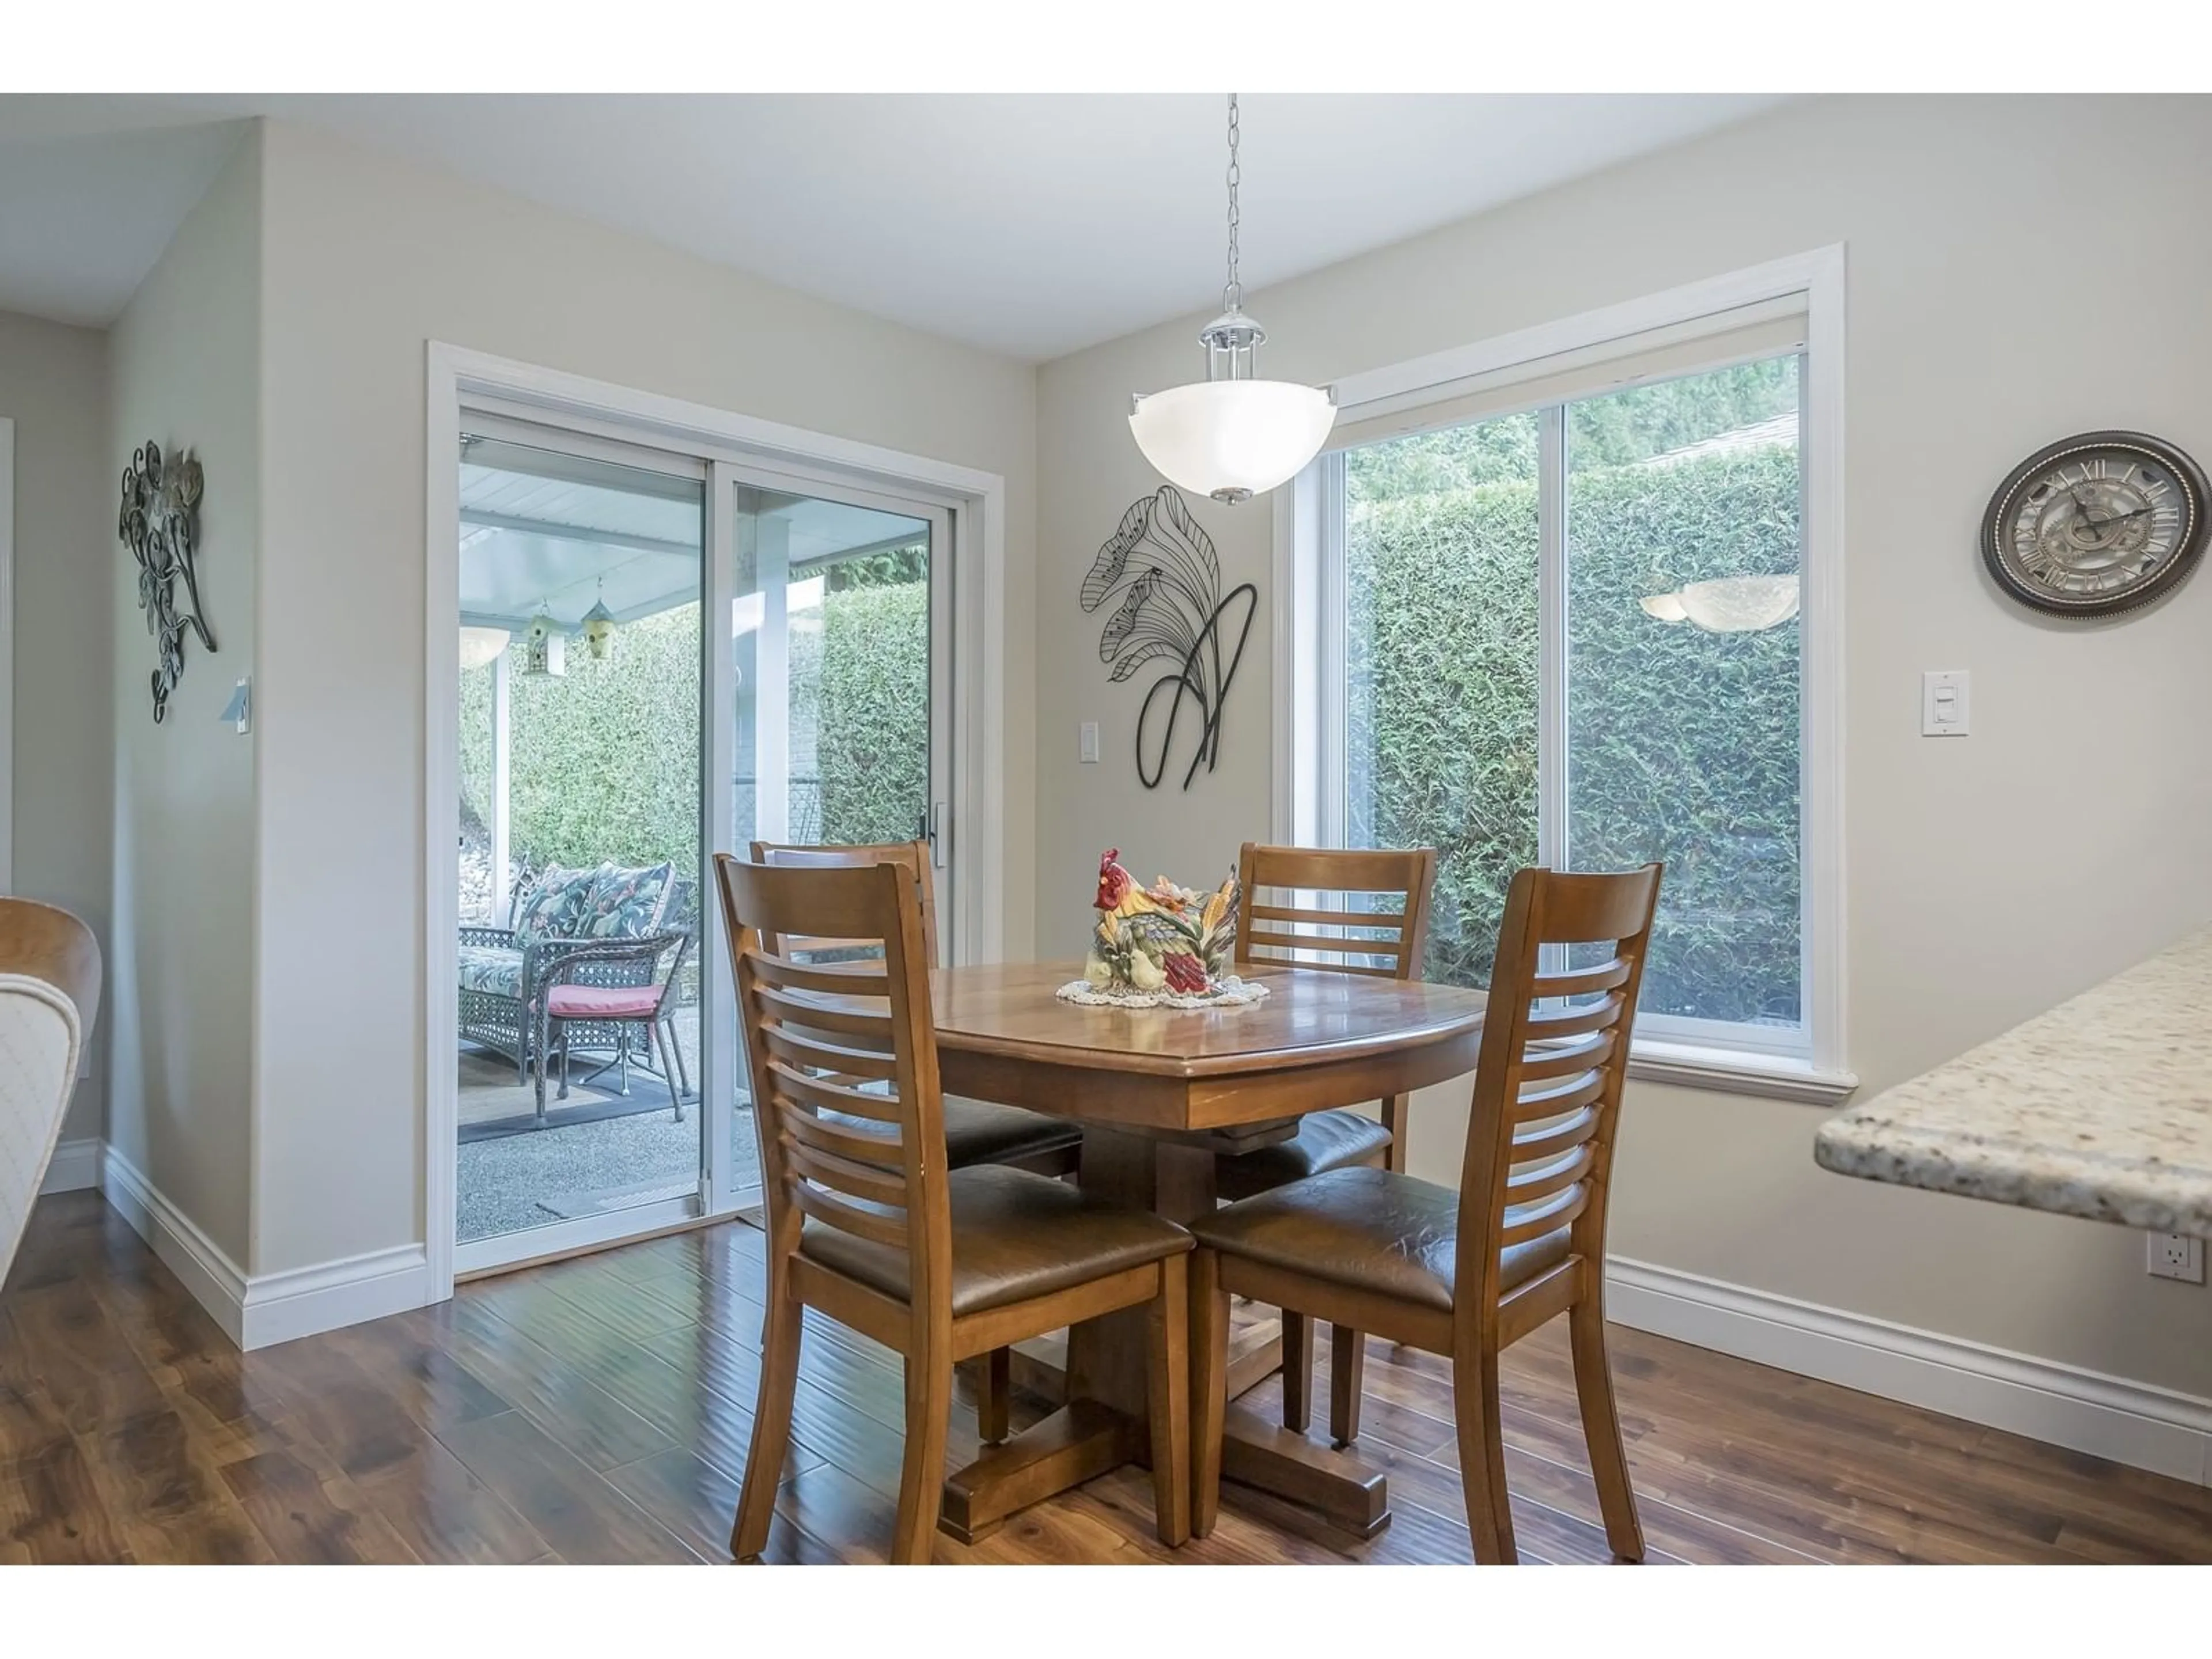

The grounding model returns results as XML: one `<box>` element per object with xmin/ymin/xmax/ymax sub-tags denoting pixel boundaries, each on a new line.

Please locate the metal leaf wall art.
<box><xmin>1081</xmin><ymin>486</ymin><xmax>1256</xmax><ymax>790</ymax></box>
<box><xmin>118</xmin><ymin>441</ymin><xmax>215</xmax><ymax>723</ymax></box>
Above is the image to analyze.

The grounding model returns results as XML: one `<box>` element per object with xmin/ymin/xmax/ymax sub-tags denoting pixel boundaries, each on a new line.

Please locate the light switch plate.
<box><xmin>1079</xmin><ymin>721</ymin><xmax>1100</xmax><ymax>764</ymax></box>
<box><xmin>1921</xmin><ymin>669</ymin><xmax>1969</xmax><ymax>737</ymax></box>
<box><xmin>220</xmin><ymin>676</ymin><xmax>252</xmax><ymax>735</ymax></box>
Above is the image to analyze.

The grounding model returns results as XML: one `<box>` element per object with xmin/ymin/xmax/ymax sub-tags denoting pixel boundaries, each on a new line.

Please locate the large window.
<box><xmin>1292</xmin><ymin>264</ymin><xmax>1845</xmax><ymax>1092</ymax></box>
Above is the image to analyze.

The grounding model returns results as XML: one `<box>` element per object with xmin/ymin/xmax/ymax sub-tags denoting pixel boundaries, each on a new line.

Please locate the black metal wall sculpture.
<box><xmin>1081</xmin><ymin>486</ymin><xmax>1256</xmax><ymax>790</ymax></box>
<box><xmin>118</xmin><ymin>441</ymin><xmax>215</xmax><ymax>723</ymax></box>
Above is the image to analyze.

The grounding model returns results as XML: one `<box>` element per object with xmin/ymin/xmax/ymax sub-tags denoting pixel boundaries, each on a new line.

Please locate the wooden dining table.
<box><xmin>925</xmin><ymin>958</ymin><xmax>1487</xmax><ymax>1543</ymax></box>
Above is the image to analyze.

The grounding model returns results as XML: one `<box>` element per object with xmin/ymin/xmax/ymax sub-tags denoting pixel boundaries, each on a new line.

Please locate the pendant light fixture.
<box><xmin>1638</xmin><ymin>575</ymin><xmax>1801</xmax><ymax>634</ymax></box>
<box><xmin>1129</xmin><ymin>94</ymin><xmax>1336</xmax><ymax>505</ymax></box>
<box><xmin>457</xmin><ymin>625</ymin><xmax>511</xmax><ymax>671</ymax></box>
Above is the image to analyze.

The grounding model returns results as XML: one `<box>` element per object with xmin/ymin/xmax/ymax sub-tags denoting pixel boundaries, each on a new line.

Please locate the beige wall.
<box><xmin>251</xmin><ymin>120</ymin><xmax>1039</xmax><ymax>1276</ymax></box>
<box><xmin>1036</xmin><ymin>94</ymin><xmax>2212</xmax><ymax>1397</ymax></box>
<box><xmin>0</xmin><ymin>308</ymin><xmax>113</xmax><ymax>1143</ymax></box>
<box><xmin>104</xmin><ymin>127</ymin><xmax>260</xmax><ymax>1266</ymax></box>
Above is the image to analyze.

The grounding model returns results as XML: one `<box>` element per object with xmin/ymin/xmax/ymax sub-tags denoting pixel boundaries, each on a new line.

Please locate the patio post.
<box><xmin>755</xmin><ymin>514</ymin><xmax>790</xmax><ymax>840</ymax></box>
<box><xmin>491</xmin><ymin>646</ymin><xmax>512</xmax><ymax>918</ymax></box>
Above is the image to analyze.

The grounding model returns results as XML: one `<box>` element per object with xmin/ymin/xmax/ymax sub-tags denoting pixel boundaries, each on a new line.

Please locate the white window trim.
<box><xmin>1273</xmin><ymin>247</ymin><xmax>1854</xmax><ymax>1105</ymax></box>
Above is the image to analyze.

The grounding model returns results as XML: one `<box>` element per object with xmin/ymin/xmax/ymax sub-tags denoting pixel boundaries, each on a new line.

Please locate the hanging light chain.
<box><xmin>1222</xmin><ymin>93</ymin><xmax>1242</xmax><ymax>316</ymax></box>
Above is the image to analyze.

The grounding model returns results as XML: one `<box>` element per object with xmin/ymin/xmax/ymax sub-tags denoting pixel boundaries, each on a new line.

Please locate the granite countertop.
<box><xmin>1814</xmin><ymin>927</ymin><xmax>2212</xmax><ymax>1239</ymax></box>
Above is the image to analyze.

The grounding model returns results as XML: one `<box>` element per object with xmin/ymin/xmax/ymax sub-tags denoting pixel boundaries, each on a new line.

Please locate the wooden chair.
<box><xmin>1191</xmin><ymin>863</ymin><xmax>1662</xmax><ymax>1563</ymax></box>
<box><xmin>1222</xmin><ymin>842</ymin><xmax>1436</xmax><ymax>1445</ymax></box>
<box><xmin>717</xmin><ymin>854</ymin><xmax>1194</xmax><ymax>1562</ymax></box>
<box><xmin>751</xmin><ymin>840</ymin><xmax>1084</xmax><ymax>1446</ymax></box>
<box><xmin>749</xmin><ymin>843</ymin><xmax>1080</xmax><ymax>1172</ymax></box>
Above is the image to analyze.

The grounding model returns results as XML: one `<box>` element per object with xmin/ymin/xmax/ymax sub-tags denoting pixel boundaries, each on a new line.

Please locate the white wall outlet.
<box><xmin>2146</xmin><ymin>1232</ymin><xmax>2205</xmax><ymax>1283</ymax></box>
<box><xmin>1078</xmin><ymin>721</ymin><xmax>1100</xmax><ymax>764</ymax></box>
<box><xmin>1921</xmin><ymin>669</ymin><xmax>1969</xmax><ymax>737</ymax></box>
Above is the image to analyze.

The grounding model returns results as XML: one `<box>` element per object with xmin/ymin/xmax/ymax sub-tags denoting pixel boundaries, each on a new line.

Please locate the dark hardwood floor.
<box><xmin>4</xmin><ymin>1189</ymin><xmax>2210</xmax><ymax>1564</ymax></box>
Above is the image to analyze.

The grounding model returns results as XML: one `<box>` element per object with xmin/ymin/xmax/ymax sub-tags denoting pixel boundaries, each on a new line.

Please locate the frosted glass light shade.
<box><xmin>1129</xmin><ymin>379</ymin><xmax>1337</xmax><ymax>504</ymax></box>
<box><xmin>458</xmin><ymin>626</ymin><xmax>510</xmax><ymax>670</ymax></box>
<box><xmin>1680</xmin><ymin>575</ymin><xmax>1799</xmax><ymax>632</ymax></box>
<box><xmin>1639</xmin><ymin>575</ymin><xmax>1799</xmax><ymax>634</ymax></box>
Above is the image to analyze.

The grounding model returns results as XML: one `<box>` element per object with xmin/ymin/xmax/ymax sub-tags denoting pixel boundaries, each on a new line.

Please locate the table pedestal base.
<box><xmin>1218</xmin><ymin>1406</ymin><xmax>1391</xmax><ymax>1538</ymax></box>
<box><xmin>940</xmin><ymin>1400</ymin><xmax>1139</xmax><ymax>1545</ymax></box>
<box><xmin>1007</xmin><ymin>1322</ymin><xmax>1286</xmax><ymax>1411</ymax></box>
<box><xmin>937</xmin><ymin>1126</ymin><xmax>1395</xmax><ymax>1544</ymax></box>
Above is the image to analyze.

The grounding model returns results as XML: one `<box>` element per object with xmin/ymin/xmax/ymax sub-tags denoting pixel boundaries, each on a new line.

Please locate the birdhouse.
<box><xmin>523</xmin><ymin>610</ymin><xmax>565</xmax><ymax>678</ymax></box>
<box><xmin>578</xmin><ymin>597</ymin><xmax>616</xmax><ymax>662</ymax></box>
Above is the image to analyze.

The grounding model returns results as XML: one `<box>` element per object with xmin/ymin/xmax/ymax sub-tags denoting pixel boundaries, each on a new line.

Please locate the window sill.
<box><xmin>1627</xmin><ymin>1039</ymin><xmax>1858</xmax><ymax>1106</ymax></box>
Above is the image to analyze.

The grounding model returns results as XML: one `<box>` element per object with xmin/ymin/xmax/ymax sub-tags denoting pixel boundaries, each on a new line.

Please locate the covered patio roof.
<box><xmin>458</xmin><ymin>434</ymin><xmax>927</xmax><ymax>632</ymax></box>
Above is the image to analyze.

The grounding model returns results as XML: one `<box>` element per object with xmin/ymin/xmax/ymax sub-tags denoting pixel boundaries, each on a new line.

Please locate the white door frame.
<box><xmin>423</xmin><ymin>344</ymin><xmax>1009</xmax><ymax>1301</ymax></box>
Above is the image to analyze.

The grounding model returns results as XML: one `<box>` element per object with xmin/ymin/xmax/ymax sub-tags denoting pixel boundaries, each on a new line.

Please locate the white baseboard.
<box><xmin>99</xmin><ymin>1142</ymin><xmax>247</xmax><ymax>1347</ymax></box>
<box><xmin>95</xmin><ymin>1141</ymin><xmax>430</xmax><ymax>1350</ymax></box>
<box><xmin>240</xmin><ymin>1243</ymin><xmax>430</xmax><ymax>1350</ymax></box>
<box><xmin>1607</xmin><ymin>1255</ymin><xmax>2212</xmax><ymax>1487</ymax></box>
<box><xmin>37</xmin><ymin>1136</ymin><xmax>102</xmax><ymax>1195</ymax></box>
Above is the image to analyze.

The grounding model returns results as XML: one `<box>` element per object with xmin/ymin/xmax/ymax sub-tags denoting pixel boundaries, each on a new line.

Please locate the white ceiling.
<box><xmin>0</xmin><ymin>94</ymin><xmax>1789</xmax><ymax>358</ymax></box>
<box><xmin>0</xmin><ymin>108</ymin><xmax>243</xmax><ymax>327</ymax></box>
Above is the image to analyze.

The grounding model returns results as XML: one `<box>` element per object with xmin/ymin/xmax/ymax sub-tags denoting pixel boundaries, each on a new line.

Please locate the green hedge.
<box><xmin>460</xmin><ymin>606</ymin><xmax>705</xmax><ymax>879</ymax></box>
<box><xmin>1349</xmin><ymin>441</ymin><xmax>1801</xmax><ymax>1025</ymax></box>
<box><xmin>816</xmin><ymin>581</ymin><xmax>930</xmax><ymax>844</ymax></box>
<box><xmin>458</xmin><ymin>424</ymin><xmax>1800</xmax><ymax>1029</ymax></box>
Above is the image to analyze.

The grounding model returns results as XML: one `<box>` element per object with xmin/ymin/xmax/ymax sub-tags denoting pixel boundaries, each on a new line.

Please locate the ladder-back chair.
<box><xmin>718</xmin><ymin>854</ymin><xmax>1194</xmax><ymax>1562</ymax></box>
<box><xmin>1224</xmin><ymin>842</ymin><xmax>1437</xmax><ymax>1444</ymax></box>
<box><xmin>1191</xmin><ymin>863</ymin><xmax>1662</xmax><ymax>1563</ymax></box>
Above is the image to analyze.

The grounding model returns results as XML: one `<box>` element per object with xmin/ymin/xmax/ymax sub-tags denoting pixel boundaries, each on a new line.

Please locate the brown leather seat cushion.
<box><xmin>1216</xmin><ymin>1108</ymin><xmax>1391</xmax><ymax>1201</ymax></box>
<box><xmin>800</xmin><ymin>1164</ymin><xmax>1192</xmax><ymax>1317</ymax></box>
<box><xmin>1189</xmin><ymin>1165</ymin><xmax>1573</xmax><ymax>1313</ymax></box>
<box><xmin>826</xmin><ymin>1096</ymin><xmax>1082</xmax><ymax>1169</ymax></box>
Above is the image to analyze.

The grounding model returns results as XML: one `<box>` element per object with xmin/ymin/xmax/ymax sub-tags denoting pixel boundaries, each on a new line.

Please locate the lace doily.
<box><xmin>1054</xmin><ymin>975</ymin><xmax>1271</xmax><ymax>1010</ymax></box>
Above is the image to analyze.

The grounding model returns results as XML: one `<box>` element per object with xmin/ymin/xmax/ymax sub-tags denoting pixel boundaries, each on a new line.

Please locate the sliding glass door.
<box><xmin>447</xmin><ymin>422</ymin><xmax>955</xmax><ymax>1263</ymax></box>
<box><xmin>454</xmin><ymin>424</ymin><xmax>707</xmax><ymax>1266</ymax></box>
<box><xmin>717</xmin><ymin>468</ymin><xmax>952</xmax><ymax>1207</ymax></box>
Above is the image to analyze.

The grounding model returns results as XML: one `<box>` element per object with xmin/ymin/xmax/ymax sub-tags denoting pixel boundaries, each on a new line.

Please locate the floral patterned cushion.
<box><xmin>512</xmin><ymin>863</ymin><xmax>607</xmax><ymax>947</ymax></box>
<box><xmin>578</xmin><ymin>861</ymin><xmax>675</xmax><ymax>940</ymax></box>
<box><xmin>457</xmin><ymin>944</ymin><xmax>525</xmax><ymax>999</ymax></box>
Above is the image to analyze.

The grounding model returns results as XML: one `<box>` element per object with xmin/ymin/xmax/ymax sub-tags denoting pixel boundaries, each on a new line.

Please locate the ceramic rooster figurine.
<box><xmin>1084</xmin><ymin>849</ymin><xmax>1239</xmax><ymax>997</ymax></box>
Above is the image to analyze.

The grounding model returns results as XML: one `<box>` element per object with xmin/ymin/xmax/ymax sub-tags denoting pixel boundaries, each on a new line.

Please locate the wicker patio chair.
<box><xmin>533</xmin><ymin>930</ymin><xmax>693</xmax><ymax>1126</ymax></box>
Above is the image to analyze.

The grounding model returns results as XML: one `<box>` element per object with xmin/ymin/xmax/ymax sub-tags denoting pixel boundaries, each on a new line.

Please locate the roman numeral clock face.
<box><xmin>1983</xmin><ymin>432</ymin><xmax>2210</xmax><ymax>617</ymax></box>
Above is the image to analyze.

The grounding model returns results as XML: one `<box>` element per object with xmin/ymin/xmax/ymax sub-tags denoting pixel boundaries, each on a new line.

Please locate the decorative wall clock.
<box><xmin>1981</xmin><ymin>431</ymin><xmax>2209</xmax><ymax>618</ymax></box>
<box><xmin>119</xmin><ymin>441</ymin><xmax>217</xmax><ymax>722</ymax></box>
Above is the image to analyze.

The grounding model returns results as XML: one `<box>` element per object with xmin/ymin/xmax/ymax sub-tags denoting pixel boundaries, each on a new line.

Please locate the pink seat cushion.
<box><xmin>547</xmin><ymin>984</ymin><xmax>662</xmax><ymax>1019</ymax></box>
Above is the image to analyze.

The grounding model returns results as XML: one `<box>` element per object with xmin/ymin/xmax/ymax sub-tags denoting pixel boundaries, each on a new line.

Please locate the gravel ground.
<box><xmin>457</xmin><ymin>1110</ymin><xmax>701</xmax><ymax>1242</ymax></box>
<box><xmin>456</xmin><ymin>1001</ymin><xmax>759</xmax><ymax>1245</ymax></box>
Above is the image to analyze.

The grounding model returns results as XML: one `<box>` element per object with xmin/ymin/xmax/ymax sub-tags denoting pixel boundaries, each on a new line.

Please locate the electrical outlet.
<box><xmin>2146</xmin><ymin>1232</ymin><xmax>2205</xmax><ymax>1283</ymax></box>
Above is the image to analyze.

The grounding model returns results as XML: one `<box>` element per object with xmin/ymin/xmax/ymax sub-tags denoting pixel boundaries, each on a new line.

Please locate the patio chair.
<box><xmin>534</xmin><ymin>930</ymin><xmax>692</xmax><ymax>1127</ymax></box>
<box><xmin>457</xmin><ymin>859</ymin><xmax>682</xmax><ymax>1084</ymax></box>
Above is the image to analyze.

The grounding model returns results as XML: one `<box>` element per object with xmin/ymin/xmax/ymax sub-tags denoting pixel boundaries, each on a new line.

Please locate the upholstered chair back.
<box><xmin>0</xmin><ymin>901</ymin><xmax>101</xmax><ymax>1286</ymax></box>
